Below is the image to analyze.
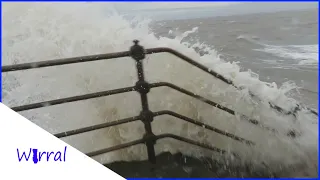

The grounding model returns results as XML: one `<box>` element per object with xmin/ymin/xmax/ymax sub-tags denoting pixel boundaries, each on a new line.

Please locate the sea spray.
<box><xmin>2</xmin><ymin>2</ymin><xmax>317</xmax><ymax>168</ymax></box>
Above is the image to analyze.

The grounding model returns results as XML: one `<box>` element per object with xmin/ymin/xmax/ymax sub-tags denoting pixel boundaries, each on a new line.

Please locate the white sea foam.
<box><xmin>255</xmin><ymin>44</ymin><xmax>318</xmax><ymax>66</ymax></box>
<box><xmin>2</xmin><ymin>2</ymin><xmax>318</xmax><ymax>168</ymax></box>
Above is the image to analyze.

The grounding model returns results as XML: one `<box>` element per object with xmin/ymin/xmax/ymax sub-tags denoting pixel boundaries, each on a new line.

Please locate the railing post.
<box><xmin>130</xmin><ymin>40</ymin><xmax>156</xmax><ymax>164</ymax></box>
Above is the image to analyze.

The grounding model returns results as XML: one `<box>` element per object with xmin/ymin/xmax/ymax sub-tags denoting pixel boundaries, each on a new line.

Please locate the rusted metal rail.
<box><xmin>2</xmin><ymin>40</ymin><xmax>316</xmax><ymax>164</ymax></box>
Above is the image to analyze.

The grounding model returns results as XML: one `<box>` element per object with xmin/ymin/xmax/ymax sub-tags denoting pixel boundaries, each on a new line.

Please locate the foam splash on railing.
<box><xmin>2</xmin><ymin>2</ymin><xmax>317</xmax><ymax>169</ymax></box>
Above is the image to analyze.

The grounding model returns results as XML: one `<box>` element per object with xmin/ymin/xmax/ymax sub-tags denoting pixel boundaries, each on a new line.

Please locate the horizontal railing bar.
<box><xmin>150</xmin><ymin>49</ymin><xmax>318</xmax><ymax>117</ymax></box>
<box><xmin>53</xmin><ymin>110</ymin><xmax>252</xmax><ymax>144</ymax></box>
<box><xmin>86</xmin><ymin>133</ymin><xmax>237</xmax><ymax>158</ymax></box>
<box><xmin>2</xmin><ymin>48</ymin><xmax>232</xmax><ymax>86</ymax></box>
<box><xmin>269</xmin><ymin>102</ymin><xmax>318</xmax><ymax>116</ymax></box>
<box><xmin>148</xmin><ymin>48</ymin><xmax>317</xmax><ymax>117</ymax></box>
<box><xmin>147</xmin><ymin>48</ymin><xmax>233</xmax><ymax>85</ymax></box>
<box><xmin>55</xmin><ymin>116</ymin><xmax>141</xmax><ymax>138</ymax></box>
<box><xmin>10</xmin><ymin>80</ymin><xmax>277</xmax><ymax>135</ymax></box>
<box><xmin>10</xmin><ymin>80</ymin><xmax>276</xmax><ymax>134</ymax></box>
<box><xmin>156</xmin><ymin>134</ymin><xmax>238</xmax><ymax>158</ymax></box>
<box><xmin>153</xmin><ymin>110</ymin><xmax>254</xmax><ymax>146</ymax></box>
<box><xmin>150</xmin><ymin>82</ymin><xmax>234</xmax><ymax>114</ymax></box>
<box><xmin>11</xmin><ymin>86</ymin><xmax>136</xmax><ymax>112</ymax></box>
<box><xmin>309</xmin><ymin>109</ymin><xmax>318</xmax><ymax>116</ymax></box>
<box><xmin>52</xmin><ymin>109</ymin><xmax>253</xmax><ymax>145</ymax></box>
<box><xmin>150</xmin><ymin>82</ymin><xmax>277</xmax><ymax>133</ymax></box>
<box><xmin>86</xmin><ymin>138</ymin><xmax>146</xmax><ymax>157</ymax></box>
<box><xmin>3</xmin><ymin>47</ymin><xmax>316</xmax><ymax>117</ymax></box>
<box><xmin>2</xmin><ymin>51</ymin><xmax>130</xmax><ymax>72</ymax></box>
<box><xmin>2</xmin><ymin>48</ymin><xmax>168</xmax><ymax>72</ymax></box>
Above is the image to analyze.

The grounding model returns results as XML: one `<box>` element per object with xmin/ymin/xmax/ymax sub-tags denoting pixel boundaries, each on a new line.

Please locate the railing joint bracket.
<box><xmin>143</xmin><ymin>133</ymin><xmax>157</xmax><ymax>145</ymax></box>
<box><xmin>135</xmin><ymin>81</ymin><xmax>150</xmax><ymax>94</ymax></box>
<box><xmin>140</xmin><ymin>110</ymin><xmax>154</xmax><ymax>123</ymax></box>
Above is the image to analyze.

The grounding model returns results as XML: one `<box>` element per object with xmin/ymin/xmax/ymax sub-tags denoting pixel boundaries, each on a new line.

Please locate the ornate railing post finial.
<box><xmin>130</xmin><ymin>40</ymin><xmax>145</xmax><ymax>61</ymax></box>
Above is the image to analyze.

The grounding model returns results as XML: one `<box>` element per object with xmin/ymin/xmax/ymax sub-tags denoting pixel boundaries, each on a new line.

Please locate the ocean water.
<box><xmin>2</xmin><ymin>3</ymin><xmax>318</xmax><ymax>175</ymax></box>
<box><xmin>152</xmin><ymin>9</ymin><xmax>318</xmax><ymax>109</ymax></box>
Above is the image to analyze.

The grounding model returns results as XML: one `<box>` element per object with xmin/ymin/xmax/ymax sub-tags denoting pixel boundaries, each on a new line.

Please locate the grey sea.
<box><xmin>151</xmin><ymin>9</ymin><xmax>318</xmax><ymax>110</ymax></box>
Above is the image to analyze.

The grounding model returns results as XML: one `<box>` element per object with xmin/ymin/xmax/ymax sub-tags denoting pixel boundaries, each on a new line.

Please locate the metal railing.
<box><xmin>2</xmin><ymin>40</ymin><xmax>317</xmax><ymax>164</ymax></box>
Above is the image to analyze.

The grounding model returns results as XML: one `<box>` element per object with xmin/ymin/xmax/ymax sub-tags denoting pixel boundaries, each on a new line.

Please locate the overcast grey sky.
<box><xmin>113</xmin><ymin>2</ymin><xmax>317</xmax><ymax>11</ymax></box>
<box><xmin>111</xmin><ymin>2</ymin><xmax>317</xmax><ymax>20</ymax></box>
<box><xmin>113</xmin><ymin>2</ymin><xmax>239</xmax><ymax>11</ymax></box>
